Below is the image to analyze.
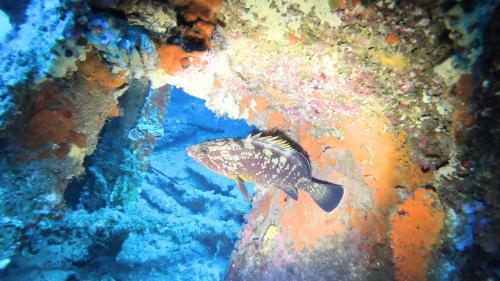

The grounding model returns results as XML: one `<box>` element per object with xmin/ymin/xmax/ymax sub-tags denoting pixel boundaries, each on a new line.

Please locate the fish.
<box><xmin>186</xmin><ymin>133</ymin><xmax>344</xmax><ymax>212</ymax></box>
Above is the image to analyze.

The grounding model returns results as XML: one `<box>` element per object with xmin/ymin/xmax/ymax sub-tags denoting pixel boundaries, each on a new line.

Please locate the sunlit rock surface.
<box><xmin>150</xmin><ymin>1</ymin><xmax>498</xmax><ymax>281</ymax></box>
<box><xmin>0</xmin><ymin>0</ymin><xmax>499</xmax><ymax>280</ymax></box>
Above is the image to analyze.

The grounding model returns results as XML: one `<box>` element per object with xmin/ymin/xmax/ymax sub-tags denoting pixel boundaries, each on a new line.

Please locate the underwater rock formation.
<box><xmin>0</xmin><ymin>0</ymin><xmax>498</xmax><ymax>280</ymax></box>
<box><xmin>3</xmin><ymin>89</ymin><xmax>252</xmax><ymax>280</ymax></box>
<box><xmin>156</xmin><ymin>1</ymin><xmax>499</xmax><ymax>280</ymax></box>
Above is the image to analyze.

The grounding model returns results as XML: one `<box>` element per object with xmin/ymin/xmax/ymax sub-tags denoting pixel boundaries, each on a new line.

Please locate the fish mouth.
<box><xmin>186</xmin><ymin>147</ymin><xmax>196</xmax><ymax>160</ymax></box>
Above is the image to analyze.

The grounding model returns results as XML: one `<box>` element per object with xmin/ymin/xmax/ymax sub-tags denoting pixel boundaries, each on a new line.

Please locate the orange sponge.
<box><xmin>23</xmin><ymin>109</ymin><xmax>74</xmax><ymax>150</ymax></box>
<box><xmin>158</xmin><ymin>44</ymin><xmax>205</xmax><ymax>75</ymax></box>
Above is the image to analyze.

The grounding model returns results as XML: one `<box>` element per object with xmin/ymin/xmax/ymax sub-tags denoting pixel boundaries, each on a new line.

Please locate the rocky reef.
<box><xmin>0</xmin><ymin>0</ymin><xmax>498</xmax><ymax>280</ymax></box>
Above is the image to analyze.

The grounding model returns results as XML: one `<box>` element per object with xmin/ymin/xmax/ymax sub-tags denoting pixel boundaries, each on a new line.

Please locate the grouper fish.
<box><xmin>186</xmin><ymin>133</ymin><xmax>344</xmax><ymax>212</ymax></box>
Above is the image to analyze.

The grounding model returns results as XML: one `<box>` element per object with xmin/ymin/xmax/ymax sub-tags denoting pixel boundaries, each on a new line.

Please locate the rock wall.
<box><xmin>4</xmin><ymin>88</ymin><xmax>253</xmax><ymax>280</ymax></box>
<box><xmin>0</xmin><ymin>0</ymin><xmax>498</xmax><ymax>280</ymax></box>
<box><xmin>152</xmin><ymin>1</ymin><xmax>499</xmax><ymax>280</ymax></box>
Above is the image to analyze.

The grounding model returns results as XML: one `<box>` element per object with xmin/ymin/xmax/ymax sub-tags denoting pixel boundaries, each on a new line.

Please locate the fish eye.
<box><xmin>201</xmin><ymin>147</ymin><xmax>209</xmax><ymax>154</ymax></box>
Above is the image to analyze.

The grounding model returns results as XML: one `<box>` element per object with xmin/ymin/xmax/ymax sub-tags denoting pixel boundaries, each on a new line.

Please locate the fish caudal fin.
<box><xmin>301</xmin><ymin>179</ymin><xmax>344</xmax><ymax>212</ymax></box>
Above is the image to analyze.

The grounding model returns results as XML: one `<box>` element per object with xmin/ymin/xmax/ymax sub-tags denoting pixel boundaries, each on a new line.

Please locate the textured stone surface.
<box><xmin>0</xmin><ymin>0</ymin><xmax>498</xmax><ymax>280</ymax></box>
<box><xmin>150</xmin><ymin>1</ymin><xmax>498</xmax><ymax>280</ymax></box>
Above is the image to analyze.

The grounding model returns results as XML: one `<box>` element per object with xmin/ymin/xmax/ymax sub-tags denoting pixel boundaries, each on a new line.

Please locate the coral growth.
<box><xmin>0</xmin><ymin>0</ymin><xmax>498</xmax><ymax>280</ymax></box>
<box><xmin>77</xmin><ymin>53</ymin><xmax>126</xmax><ymax>91</ymax></box>
<box><xmin>158</xmin><ymin>0</ymin><xmax>499</xmax><ymax>280</ymax></box>
<box><xmin>158</xmin><ymin>45</ymin><xmax>204</xmax><ymax>75</ymax></box>
<box><xmin>23</xmin><ymin>109</ymin><xmax>76</xmax><ymax>156</ymax></box>
<box><xmin>391</xmin><ymin>188</ymin><xmax>444</xmax><ymax>281</ymax></box>
<box><xmin>85</xmin><ymin>15</ymin><xmax>157</xmax><ymax>78</ymax></box>
<box><xmin>3</xmin><ymin>89</ymin><xmax>253</xmax><ymax>280</ymax></box>
<box><xmin>172</xmin><ymin>0</ymin><xmax>223</xmax><ymax>23</ymax></box>
<box><xmin>0</xmin><ymin>0</ymin><xmax>82</xmax><ymax>130</ymax></box>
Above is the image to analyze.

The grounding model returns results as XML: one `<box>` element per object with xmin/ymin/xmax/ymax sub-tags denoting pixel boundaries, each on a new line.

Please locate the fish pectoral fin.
<box><xmin>239</xmin><ymin>175</ymin><xmax>251</xmax><ymax>182</ymax></box>
<box><xmin>280</xmin><ymin>186</ymin><xmax>298</xmax><ymax>201</ymax></box>
<box><xmin>235</xmin><ymin>176</ymin><xmax>251</xmax><ymax>202</ymax></box>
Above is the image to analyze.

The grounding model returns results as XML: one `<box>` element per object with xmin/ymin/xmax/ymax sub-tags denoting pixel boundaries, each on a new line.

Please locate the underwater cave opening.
<box><xmin>0</xmin><ymin>0</ymin><xmax>498</xmax><ymax>280</ymax></box>
<box><xmin>58</xmin><ymin>85</ymin><xmax>255</xmax><ymax>280</ymax></box>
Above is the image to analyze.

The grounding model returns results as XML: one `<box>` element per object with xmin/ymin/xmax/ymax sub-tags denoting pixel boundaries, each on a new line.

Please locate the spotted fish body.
<box><xmin>187</xmin><ymin>134</ymin><xmax>344</xmax><ymax>212</ymax></box>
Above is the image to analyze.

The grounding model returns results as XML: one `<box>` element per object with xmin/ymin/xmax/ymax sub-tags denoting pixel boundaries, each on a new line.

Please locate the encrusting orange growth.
<box><xmin>157</xmin><ymin>1</ymin><xmax>223</xmax><ymax>74</ymax></box>
<box><xmin>213</xmin><ymin>79</ymin><xmax>222</xmax><ymax>88</ymax></box>
<box><xmin>22</xmin><ymin>109</ymin><xmax>87</xmax><ymax>159</ymax></box>
<box><xmin>22</xmin><ymin>57</ymin><xmax>123</xmax><ymax>157</ymax></box>
<box><xmin>171</xmin><ymin>0</ymin><xmax>223</xmax><ymax>22</ymax></box>
<box><xmin>235</xmin><ymin>83</ymin><xmax>441</xmax><ymax>278</ymax></box>
<box><xmin>171</xmin><ymin>0</ymin><xmax>222</xmax><ymax>49</ymax></box>
<box><xmin>277</xmin><ymin>188</ymin><xmax>346</xmax><ymax>250</ymax></box>
<box><xmin>21</xmin><ymin>88</ymin><xmax>87</xmax><ymax>158</ymax></box>
<box><xmin>385</xmin><ymin>33</ymin><xmax>399</xmax><ymax>44</ymax></box>
<box><xmin>338</xmin><ymin>0</ymin><xmax>362</xmax><ymax>9</ymax></box>
<box><xmin>23</xmin><ymin>109</ymin><xmax>74</xmax><ymax>150</ymax></box>
<box><xmin>157</xmin><ymin>45</ymin><xmax>205</xmax><ymax>75</ymax></box>
<box><xmin>455</xmin><ymin>74</ymin><xmax>473</xmax><ymax>102</ymax></box>
<box><xmin>275</xmin><ymin>113</ymin><xmax>433</xmax><ymax>251</ymax></box>
<box><xmin>239</xmin><ymin>96</ymin><xmax>270</xmax><ymax>122</ymax></box>
<box><xmin>450</xmin><ymin>74</ymin><xmax>476</xmax><ymax>142</ymax></box>
<box><xmin>267</xmin><ymin>110</ymin><xmax>288</xmax><ymax>130</ymax></box>
<box><xmin>288</xmin><ymin>33</ymin><xmax>300</xmax><ymax>43</ymax></box>
<box><xmin>391</xmin><ymin>188</ymin><xmax>444</xmax><ymax>281</ymax></box>
<box><xmin>186</xmin><ymin>21</ymin><xmax>216</xmax><ymax>49</ymax></box>
<box><xmin>287</xmin><ymin>32</ymin><xmax>306</xmax><ymax>43</ymax></box>
<box><xmin>70</xmin><ymin>131</ymin><xmax>87</xmax><ymax>148</ymax></box>
<box><xmin>298</xmin><ymin>123</ymin><xmax>322</xmax><ymax>163</ymax></box>
<box><xmin>108</xmin><ymin>104</ymin><xmax>122</xmax><ymax>118</ymax></box>
<box><xmin>78</xmin><ymin>53</ymin><xmax>126</xmax><ymax>91</ymax></box>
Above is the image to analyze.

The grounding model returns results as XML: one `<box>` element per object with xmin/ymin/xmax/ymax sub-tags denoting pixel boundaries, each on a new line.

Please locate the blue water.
<box><xmin>3</xmin><ymin>87</ymin><xmax>255</xmax><ymax>281</ymax></box>
<box><xmin>137</xmin><ymin>87</ymin><xmax>256</xmax><ymax>280</ymax></box>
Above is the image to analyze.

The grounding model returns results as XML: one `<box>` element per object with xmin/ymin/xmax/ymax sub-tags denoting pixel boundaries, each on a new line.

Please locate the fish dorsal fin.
<box><xmin>249</xmin><ymin>134</ymin><xmax>295</xmax><ymax>152</ymax></box>
<box><xmin>248</xmin><ymin>133</ymin><xmax>311</xmax><ymax>171</ymax></box>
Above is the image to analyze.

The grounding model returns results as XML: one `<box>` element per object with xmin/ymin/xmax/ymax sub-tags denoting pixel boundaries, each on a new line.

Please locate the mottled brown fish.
<box><xmin>186</xmin><ymin>133</ymin><xmax>344</xmax><ymax>212</ymax></box>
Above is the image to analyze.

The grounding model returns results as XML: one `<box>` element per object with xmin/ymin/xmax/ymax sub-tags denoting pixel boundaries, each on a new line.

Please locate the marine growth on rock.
<box><xmin>0</xmin><ymin>0</ymin><xmax>498</xmax><ymax>281</ymax></box>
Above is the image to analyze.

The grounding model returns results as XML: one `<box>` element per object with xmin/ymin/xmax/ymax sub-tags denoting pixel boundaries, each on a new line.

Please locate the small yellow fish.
<box><xmin>187</xmin><ymin>133</ymin><xmax>343</xmax><ymax>212</ymax></box>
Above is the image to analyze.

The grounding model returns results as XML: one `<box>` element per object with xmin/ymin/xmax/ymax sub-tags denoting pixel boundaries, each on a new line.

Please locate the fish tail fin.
<box><xmin>301</xmin><ymin>179</ymin><xmax>344</xmax><ymax>212</ymax></box>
